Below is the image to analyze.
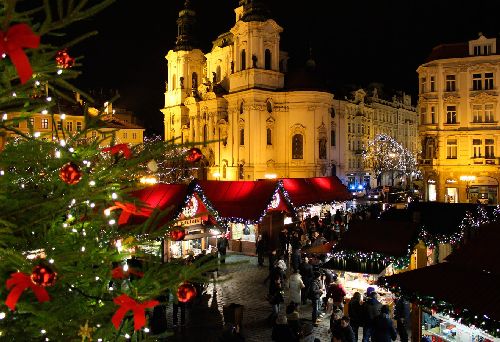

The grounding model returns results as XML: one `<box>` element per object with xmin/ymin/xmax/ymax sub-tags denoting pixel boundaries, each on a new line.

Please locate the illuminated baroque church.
<box><xmin>161</xmin><ymin>0</ymin><xmax>337</xmax><ymax>181</ymax></box>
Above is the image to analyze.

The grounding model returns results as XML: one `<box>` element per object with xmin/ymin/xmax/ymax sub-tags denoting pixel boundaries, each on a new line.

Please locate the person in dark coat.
<box><xmin>217</xmin><ymin>235</ymin><xmax>228</xmax><ymax>263</ymax></box>
<box><xmin>256</xmin><ymin>234</ymin><xmax>266</xmax><ymax>267</ymax></box>
<box><xmin>309</xmin><ymin>271</ymin><xmax>323</xmax><ymax>326</ymax></box>
<box><xmin>272</xmin><ymin>316</ymin><xmax>299</xmax><ymax>342</ymax></box>
<box><xmin>340</xmin><ymin>316</ymin><xmax>356</xmax><ymax>342</ymax></box>
<box><xmin>362</xmin><ymin>291</ymin><xmax>382</xmax><ymax>342</ymax></box>
<box><xmin>394</xmin><ymin>296</ymin><xmax>411</xmax><ymax>342</ymax></box>
<box><xmin>291</xmin><ymin>248</ymin><xmax>302</xmax><ymax>273</ymax></box>
<box><xmin>347</xmin><ymin>292</ymin><xmax>364</xmax><ymax>342</ymax></box>
<box><xmin>299</xmin><ymin>257</ymin><xmax>314</xmax><ymax>304</ymax></box>
<box><xmin>372</xmin><ymin>305</ymin><xmax>397</xmax><ymax>342</ymax></box>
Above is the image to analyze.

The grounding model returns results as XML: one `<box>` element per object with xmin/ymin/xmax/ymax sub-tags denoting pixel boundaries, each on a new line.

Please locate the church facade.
<box><xmin>161</xmin><ymin>1</ymin><xmax>337</xmax><ymax>181</ymax></box>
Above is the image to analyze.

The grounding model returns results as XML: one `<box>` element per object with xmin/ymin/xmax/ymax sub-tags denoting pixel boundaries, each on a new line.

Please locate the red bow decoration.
<box><xmin>107</xmin><ymin>201</ymin><xmax>153</xmax><ymax>225</ymax></box>
<box><xmin>111</xmin><ymin>294</ymin><xmax>159</xmax><ymax>331</ymax></box>
<box><xmin>102</xmin><ymin>144</ymin><xmax>132</xmax><ymax>159</ymax></box>
<box><xmin>5</xmin><ymin>272</ymin><xmax>50</xmax><ymax>310</ymax></box>
<box><xmin>0</xmin><ymin>24</ymin><xmax>40</xmax><ymax>84</ymax></box>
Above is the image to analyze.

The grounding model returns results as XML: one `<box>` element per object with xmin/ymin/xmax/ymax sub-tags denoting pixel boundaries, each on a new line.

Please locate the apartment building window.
<box><xmin>28</xmin><ymin>118</ymin><xmax>35</xmax><ymax>127</ymax></box>
<box><xmin>446</xmin><ymin>75</ymin><xmax>456</xmax><ymax>92</ymax></box>
<box><xmin>485</xmin><ymin>72</ymin><xmax>494</xmax><ymax>90</ymax></box>
<box><xmin>132</xmin><ymin>133</ymin><xmax>137</xmax><ymax>139</ymax></box>
<box><xmin>57</xmin><ymin>121</ymin><xmax>62</xmax><ymax>130</ymax></box>
<box><xmin>446</xmin><ymin>105</ymin><xmax>457</xmax><ymax>124</ymax></box>
<box><xmin>123</xmin><ymin>132</ymin><xmax>128</xmax><ymax>139</ymax></box>
<box><xmin>446</xmin><ymin>139</ymin><xmax>457</xmax><ymax>159</ymax></box>
<box><xmin>76</xmin><ymin>122</ymin><xmax>82</xmax><ymax>132</ymax></box>
<box><xmin>474</xmin><ymin>45</ymin><xmax>492</xmax><ymax>56</ymax></box>
<box><xmin>420</xmin><ymin>107</ymin><xmax>427</xmax><ymax>125</ymax></box>
<box><xmin>41</xmin><ymin>118</ymin><xmax>49</xmax><ymax>129</ymax></box>
<box><xmin>473</xmin><ymin>139</ymin><xmax>482</xmax><ymax>158</ymax></box>
<box><xmin>348</xmin><ymin>123</ymin><xmax>351</xmax><ymax>133</ymax></box>
<box><xmin>66</xmin><ymin>121</ymin><xmax>73</xmax><ymax>131</ymax></box>
<box><xmin>420</xmin><ymin>77</ymin><xmax>426</xmax><ymax>93</ymax></box>
<box><xmin>473</xmin><ymin>74</ymin><xmax>482</xmax><ymax>90</ymax></box>
<box><xmin>485</xmin><ymin>104</ymin><xmax>495</xmax><ymax>122</ymax></box>
<box><xmin>430</xmin><ymin>76</ymin><xmax>436</xmax><ymax>92</ymax></box>
<box><xmin>361</xmin><ymin>124</ymin><xmax>364</xmax><ymax>134</ymax></box>
<box><xmin>292</xmin><ymin>134</ymin><xmax>303</xmax><ymax>159</ymax></box>
<box><xmin>473</xmin><ymin>104</ymin><xmax>483</xmax><ymax>122</ymax></box>
<box><xmin>266</xmin><ymin>128</ymin><xmax>272</xmax><ymax>146</ymax></box>
<box><xmin>485</xmin><ymin>139</ymin><xmax>495</xmax><ymax>158</ymax></box>
<box><xmin>330</xmin><ymin>129</ymin><xmax>336</xmax><ymax>146</ymax></box>
<box><xmin>430</xmin><ymin>106</ymin><xmax>436</xmax><ymax>124</ymax></box>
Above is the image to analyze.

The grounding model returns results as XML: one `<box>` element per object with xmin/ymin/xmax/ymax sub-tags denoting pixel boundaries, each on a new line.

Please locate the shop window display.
<box><xmin>231</xmin><ymin>223</ymin><xmax>256</xmax><ymax>242</ymax></box>
<box><xmin>422</xmin><ymin>312</ymin><xmax>495</xmax><ymax>342</ymax></box>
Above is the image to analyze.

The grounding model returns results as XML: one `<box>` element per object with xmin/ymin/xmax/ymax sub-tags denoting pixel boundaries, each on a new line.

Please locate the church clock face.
<box><xmin>182</xmin><ymin>196</ymin><xmax>199</xmax><ymax>218</ymax></box>
<box><xmin>270</xmin><ymin>193</ymin><xmax>280</xmax><ymax>209</ymax></box>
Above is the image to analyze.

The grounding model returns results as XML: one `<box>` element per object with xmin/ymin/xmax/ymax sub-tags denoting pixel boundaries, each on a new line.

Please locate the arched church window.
<box><xmin>192</xmin><ymin>72</ymin><xmax>198</xmax><ymax>90</ymax></box>
<box><xmin>241</xmin><ymin>49</ymin><xmax>246</xmax><ymax>70</ymax></box>
<box><xmin>265</xmin><ymin>49</ymin><xmax>272</xmax><ymax>70</ymax></box>
<box><xmin>292</xmin><ymin>134</ymin><xmax>303</xmax><ymax>159</ymax></box>
<box><xmin>216</xmin><ymin>65</ymin><xmax>221</xmax><ymax>82</ymax></box>
<box><xmin>266</xmin><ymin>128</ymin><xmax>272</xmax><ymax>146</ymax></box>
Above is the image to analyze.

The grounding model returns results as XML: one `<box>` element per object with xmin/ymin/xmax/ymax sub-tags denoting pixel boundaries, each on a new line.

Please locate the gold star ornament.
<box><xmin>78</xmin><ymin>321</ymin><xmax>95</xmax><ymax>342</ymax></box>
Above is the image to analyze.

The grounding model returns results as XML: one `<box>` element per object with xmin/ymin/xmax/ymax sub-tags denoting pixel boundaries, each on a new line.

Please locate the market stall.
<box><xmin>322</xmin><ymin>220</ymin><xmax>420</xmax><ymax>312</ymax></box>
<box><xmin>197</xmin><ymin>180</ymin><xmax>293</xmax><ymax>254</ymax></box>
<box><xmin>379</xmin><ymin>221</ymin><xmax>500</xmax><ymax>342</ymax></box>
<box><xmin>115</xmin><ymin>182</ymin><xmax>220</xmax><ymax>261</ymax></box>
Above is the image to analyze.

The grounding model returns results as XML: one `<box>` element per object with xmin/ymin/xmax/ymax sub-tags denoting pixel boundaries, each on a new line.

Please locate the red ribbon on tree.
<box><xmin>102</xmin><ymin>144</ymin><xmax>132</xmax><ymax>159</ymax></box>
<box><xmin>5</xmin><ymin>272</ymin><xmax>50</xmax><ymax>310</ymax></box>
<box><xmin>0</xmin><ymin>24</ymin><xmax>40</xmax><ymax>84</ymax></box>
<box><xmin>107</xmin><ymin>201</ymin><xmax>153</xmax><ymax>225</ymax></box>
<box><xmin>111</xmin><ymin>294</ymin><xmax>159</xmax><ymax>331</ymax></box>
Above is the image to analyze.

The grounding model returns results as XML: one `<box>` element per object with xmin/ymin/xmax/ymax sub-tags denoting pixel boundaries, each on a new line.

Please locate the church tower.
<box><xmin>163</xmin><ymin>0</ymin><xmax>206</xmax><ymax>142</ymax></box>
<box><xmin>229</xmin><ymin>0</ymin><xmax>284</xmax><ymax>92</ymax></box>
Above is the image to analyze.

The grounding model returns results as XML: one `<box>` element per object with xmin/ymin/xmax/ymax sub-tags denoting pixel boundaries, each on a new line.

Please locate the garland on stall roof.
<box><xmin>378</xmin><ymin>280</ymin><xmax>500</xmax><ymax>338</ymax></box>
<box><xmin>331</xmin><ymin>249</ymin><xmax>412</xmax><ymax>271</ymax></box>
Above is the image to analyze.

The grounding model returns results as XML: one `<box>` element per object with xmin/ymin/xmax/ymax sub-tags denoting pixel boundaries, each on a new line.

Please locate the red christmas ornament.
<box><xmin>59</xmin><ymin>162</ymin><xmax>82</xmax><ymax>185</ymax></box>
<box><xmin>55</xmin><ymin>49</ymin><xmax>75</xmax><ymax>69</ymax></box>
<box><xmin>185</xmin><ymin>147</ymin><xmax>203</xmax><ymax>163</ymax></box>
<box><xmin>169</xmin><ymin>228</ymin><xmax>186</xmax><ymax>241</ymax></box>
<box><xmin>31</xmin><ymin>264</ymin><xmax>57</xmax><ymax>287</ymax></box>
<box><xmin>177</xmin><ymin>283</ymin><xmax>197</xmax><ymax>303</ymax></box>
<box><xmin>0</xmin><ymin>24</ymin><xmax>40</xmax><ymax>84</ymax></box>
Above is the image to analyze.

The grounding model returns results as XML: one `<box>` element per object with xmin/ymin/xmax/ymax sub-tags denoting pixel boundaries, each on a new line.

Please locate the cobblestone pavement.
<box><xmin>166</xmin><ymin>253</ymin><xmax>332</xmax><ymax>342</ymax></box>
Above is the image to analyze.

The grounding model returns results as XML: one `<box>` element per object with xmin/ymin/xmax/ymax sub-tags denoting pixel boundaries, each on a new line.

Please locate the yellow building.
<box><xmin>418</xmin><ymin>33</ymin><xmax>500</xmax><ymax>204</ymax></box>
<box><xmin>1</xmin><ymin>101</ymin><xmax>144</xmax><ymax>149</ymax></box>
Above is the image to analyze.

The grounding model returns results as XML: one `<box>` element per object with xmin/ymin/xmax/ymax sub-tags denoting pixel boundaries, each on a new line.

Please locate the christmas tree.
<box><xmin>0</xmin><ymin>1</ymin><xmax>209</xmax><ymax>340</ymax></box>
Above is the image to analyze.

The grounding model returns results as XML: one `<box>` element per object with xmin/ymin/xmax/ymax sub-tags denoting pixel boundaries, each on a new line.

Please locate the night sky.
<box><xmin>70</xmin><ymin>0</ymin><xmax>500</xmax><ymax>136</ymax></box>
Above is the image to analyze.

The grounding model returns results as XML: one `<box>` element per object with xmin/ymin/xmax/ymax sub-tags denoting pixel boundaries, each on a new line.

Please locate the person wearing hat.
<box><xmin>309</xmin><ymin>271</ymin><xmax>324</xmax><ymax>326</ymax></box>
<box><xmin>362</xmin><ymin>290</ymin><xmax>382</xmax><ymax>342</ymax></box>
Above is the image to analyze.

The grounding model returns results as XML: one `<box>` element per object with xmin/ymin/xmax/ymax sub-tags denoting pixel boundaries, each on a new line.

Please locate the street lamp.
<box><xmin>459</xmin><ymin>175</ymin><xmax>476</xmax><ymax>202</ymax></box>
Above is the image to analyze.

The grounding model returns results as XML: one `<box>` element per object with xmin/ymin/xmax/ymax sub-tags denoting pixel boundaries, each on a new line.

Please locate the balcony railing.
<box><xmin>419</xmin><ymin>159</ymin><xmax>433</xmax><ymax>166</ymax></box>
<box><xmin>471</xmin><ymin>157</ymin><xmax>498</xmax><ymax>165</ymax></box>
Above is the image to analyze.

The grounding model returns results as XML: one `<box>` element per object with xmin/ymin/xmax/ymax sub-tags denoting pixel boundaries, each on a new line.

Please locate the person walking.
<box><xmin>372</xmin><ymin>305</ymin><xmax>397</xmax><ymax>342</ymax></box>
<box><xmin>394</xmin><ymin>296</ymin><xmax>411</xmax><ymax>342</ymax></box>
<box><xmin>299</xmin><ymin>256</ymin><xmax>314</xmax><ymax>304</ymax></box>
<box><xmin>347</xmin><ymin>291</ymin><xmax>364</xmax><ymax>342</ymax></box>
<box><xmin>256</xmin><ymin>234</ymin><xmax>266</xmax><ymax>267</ymax></box>
<box><xmin>288</xmin><ymin>269</ymin><xmax>305</xmax><ymax>307</ymax></box>
<box><xmin>362</xmin><ymin>290</ymin><xmax>382</xmax><ymax>342</ymax></box>
<box><xmin>309</xmin><ymin>271</ymin><xmax>324</xmax><ymax>327</ymax></box>
<box><xmin>268</xmin><ymin>273</ymin><xmax>284</xmax><ymax>321</ymax></box>
<box><xmin>217</xmin><ymin>235</ymin><xmax>228</xmax><ymax>264</ymax></box>
<box><xmin>325</xmin><ymin>276</ymin><xmax>347</xmax><ymax>312</ymax></box>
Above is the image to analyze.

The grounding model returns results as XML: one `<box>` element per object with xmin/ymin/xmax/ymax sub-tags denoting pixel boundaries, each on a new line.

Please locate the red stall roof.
<box><xmin>282</xmin><ymin>176</ymin><xmax>352</xmax><ymax>207</ymax></box>
<box><xmin>197</xmin><ymin>180</ymin><xmax>291</xmax><ymax>222</ymax></box>
<box><xmin>116</xmin><ymin>183</ymin><xmax>208</xmax><ymax>230</ymax></box>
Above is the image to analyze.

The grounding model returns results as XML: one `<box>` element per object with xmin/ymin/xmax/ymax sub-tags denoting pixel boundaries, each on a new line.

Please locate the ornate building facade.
<box><xmin>162</xmin><ymin>1</ymin><xmax>336</xmax><ymax>181</ymax></box>
<box><xmin>418</xmin><ymin>33</ymin><xmax>500</xmax><ymax>204</ymax></box>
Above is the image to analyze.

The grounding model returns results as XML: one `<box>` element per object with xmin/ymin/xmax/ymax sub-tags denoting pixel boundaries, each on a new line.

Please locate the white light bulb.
<box><xmin>108</xmin><ymin>219</ymin><xmax>116</xmax><ymax>225</ymax></box>
<box><xmin>35</xmin><ymin>80</ymin><xmax>40</xmax><ymax>86</ymax></box>
<box><xmin>72</xmin><ymin>228</ymin><xmax>77</xmax><ymax>233</ymax></box>
<box><xmin>0</xmin><ymin>170</ymin><xmax>4</xmax><ymax>176</ymax></box>
<box><xmin>60</xmin><ymin>139</ymin><xmax>66</xmax><ymax>147</ymax></box>
<box><xmin>34</xmin><ymin>132</ymin><xmax>41</xmax><ymax>138</ymax></box>
<box><xmin>67</xmin><ymin>214</ymin><xmax>73</xmax><ymax>219</ymax></box>
<box><xmin>108</xmin><ymin>287</ymin><xmax>113</xmax><ymax>291</ymax></box>
<box><xmin>144</xmin><ymin>328</ymin><xmax>150</xmax><ymax>333</ymax></box>
<box><xmin>0</xmin><ymin>312</ymin><xmax>5</xmax><ymax>319</ymax></box>
<box><xmin>41</xmin><ymin>109</ymin><xmax>48</xmax><ymax>115</ymax></box>
<box><xmin>2</xmin><ymin>53</ymin><xmax>6</xmax><ymax>58</ymax></box>
<box><xmin>68</xmin><ymin>147</ymin><xmax>74</xmax><ymax>153</ymax></box>
<box><xmin>46</xmin><ymin>97</ymin><xmax>52</xmax><ymax>102</ymax></box>
<box><xmin>81</xmin><ymin>246</ymin><xmax>85</xmax><ymax>252</ymax></box>
<box><xmin>12</xmin><ymin>92</ymin><xmax>16</xmax><ymax>97</ymax></box>
<box><xmin>57</xmin><ymin>69</ymin><xmax>63</xmax><ymax>75</ymax></box>
<box><xmin>125</xmin><ymin>334</ymin><xmax>130</xmax><ymax>339</ymax></box>
<box><xmin>41</xmin><ymin>330</ymin><xmax>46</xmax><ymax>334</ymax></box>
<box><xmin>55</xmin><ymin>150</ymin><xmax>61</xmax><ymax>158</ymax></box>
<box><xmin>104</xmin><ymin>209</ymin><xmax>111</xmax><ymax>216</ymax></box>
<box><xmin>90</xmin><ymin>203</ymin><xmax>95</xmax><ymax>208</ymax></box>
<box><xmin>95</xmin><ymin>276</ymin><xmax>100</xmax><ymax>281</ymax></box>
<box><xmin>89</xmin><ymin>180</ymin><xmax>96</xmax><ymax>186</ymax></box>
<box><xmin>60</xmin><ymin>114</ymin><xmax>66</xmax><ymax>120</ymax></box>
<box><xmin>123</xmin><ymin>264</ymin><xmax>129</xmax><ymax>272</ymax></box>
<box><xmin>49</xmin><ymin>259</ymin><xmax>54</xmax><ymax>264</ymax></box>
<box><xmin>111</xmin><ymin>193</ymin><xmax>118</xmax><ymax>199</ymax></box>
<box><xmin>1</xmin><ymin>113</ymin><xmax>6</xmax><ymax>120</ymax></box>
